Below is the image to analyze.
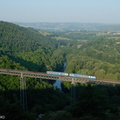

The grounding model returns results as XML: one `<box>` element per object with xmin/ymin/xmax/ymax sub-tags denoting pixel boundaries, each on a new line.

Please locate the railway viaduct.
<box><xmin>0</xmin><ymin>68</ymin><xmax>120</xmax><ymax>111</ymax></box>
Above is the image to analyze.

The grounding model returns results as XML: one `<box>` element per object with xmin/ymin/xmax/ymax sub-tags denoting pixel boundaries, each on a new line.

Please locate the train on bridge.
<box><xmin>46</xmin><ymin>71</ymin><xmax>96</xmax><ymax>79</ymax></box>
<box><xmin>1</xmin><ymin>69</ymin><xmax>120</xmax><ymax>85</ymax></box>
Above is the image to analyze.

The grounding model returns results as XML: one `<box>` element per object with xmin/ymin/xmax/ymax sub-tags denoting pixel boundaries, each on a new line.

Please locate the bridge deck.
<box><xmin>0</xmin><ymin>68</ymin><xmax>120</xmax><ymax>85</ymax></box>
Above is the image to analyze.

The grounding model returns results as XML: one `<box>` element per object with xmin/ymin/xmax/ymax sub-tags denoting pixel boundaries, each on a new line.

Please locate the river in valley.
<box><xmin>53</xmin><ymin>62</ymin><xmax>66</xmax><ymax>90</ymax></box>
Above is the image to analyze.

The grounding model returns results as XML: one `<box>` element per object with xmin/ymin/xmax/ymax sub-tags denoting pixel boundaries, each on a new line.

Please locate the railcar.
<box><xmin>69</xmin><ymin>73</ymin><xmax>96</xmax><ymax>79</ymax></box>
<box><xmin>46</xmin><ymin>71</ymin><xmax>68</xmax><ymax>76</ymax></box>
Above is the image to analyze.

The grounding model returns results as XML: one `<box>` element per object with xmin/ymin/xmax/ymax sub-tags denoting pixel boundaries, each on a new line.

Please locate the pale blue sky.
<box><xmin>0</xmin><ymin>0</ymin><xmax>120</xmax><ymax>23</ymax></box>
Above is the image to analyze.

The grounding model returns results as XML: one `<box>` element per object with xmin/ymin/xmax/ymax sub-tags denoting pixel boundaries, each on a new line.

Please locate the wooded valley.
<box><xmin>0</xmin><ymin>21</ymin><xmax>120</xmax><ymax>120</ymax></box>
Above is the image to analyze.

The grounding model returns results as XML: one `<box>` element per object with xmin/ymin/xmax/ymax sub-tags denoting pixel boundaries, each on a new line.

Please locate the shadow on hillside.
<box><xmin>0</xmin><ymin>86</ymin><xmax>68</xmax><ymax>120</ymax></box>
<box><xmin>1</xmin><ymin>72</ymin><xmax>120</xmax><ymax>120</ymax></box>
<box><xmin>7</xmin><ymin>54</ymin><xmax>46</xmax><ymax>72</ymax></box>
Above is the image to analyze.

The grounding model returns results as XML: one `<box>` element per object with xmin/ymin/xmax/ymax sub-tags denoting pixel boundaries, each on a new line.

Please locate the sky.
<box><xmin>0</xmin><ymin>0</ymin><xmax>120</xmax><ymax>24</ymax></box>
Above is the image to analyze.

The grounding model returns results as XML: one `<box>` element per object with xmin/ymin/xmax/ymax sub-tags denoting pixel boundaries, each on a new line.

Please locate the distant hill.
<box><xmin>15</xmin><ymin>22</ymin><xmax>120</xmax><ymax>31</ymax></box>
<box><xmin>0</xmin><ymin>21</ymin><xmax>56</xmax><ymax>52</ymax></box>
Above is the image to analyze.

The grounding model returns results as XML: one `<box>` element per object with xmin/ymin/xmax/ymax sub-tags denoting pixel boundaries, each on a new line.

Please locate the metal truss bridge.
<box><xmin>0</xmin><ymin>68</ymin><xmax>120</xmax><ymax>85</ymax></box>
<box><xmin>0</xmin><ymin>68</ymin><xmax>120</xmax><ymax>111</ymax></box>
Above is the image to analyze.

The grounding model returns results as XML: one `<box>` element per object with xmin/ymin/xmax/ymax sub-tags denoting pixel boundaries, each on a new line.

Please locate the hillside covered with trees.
<box><xmin>0</xmin><ymin>21</ymin><xmax>120</xmax><ymax>119</ymax></box>
<box><xmin>65</xmin><ymin>37</ymin><xmax>120</xmax><ymax>81</ymax></box>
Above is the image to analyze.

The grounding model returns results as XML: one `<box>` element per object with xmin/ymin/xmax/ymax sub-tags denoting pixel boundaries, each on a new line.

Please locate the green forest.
<box><xmin>0</xmin><ymin>21</ymin><xmax>120</xmax><ymax>120</ymax></box>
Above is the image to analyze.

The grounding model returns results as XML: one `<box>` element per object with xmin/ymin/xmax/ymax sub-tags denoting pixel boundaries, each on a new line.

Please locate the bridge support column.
<box><xmin>71</xmin><ymin>79</ymin><xmax>76</xmax><ymax>104</ymax></box>
<box><xmin>20</xmin><ymin>73</ymin><xmax>28</xmax><ymax>111</ymax></box>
